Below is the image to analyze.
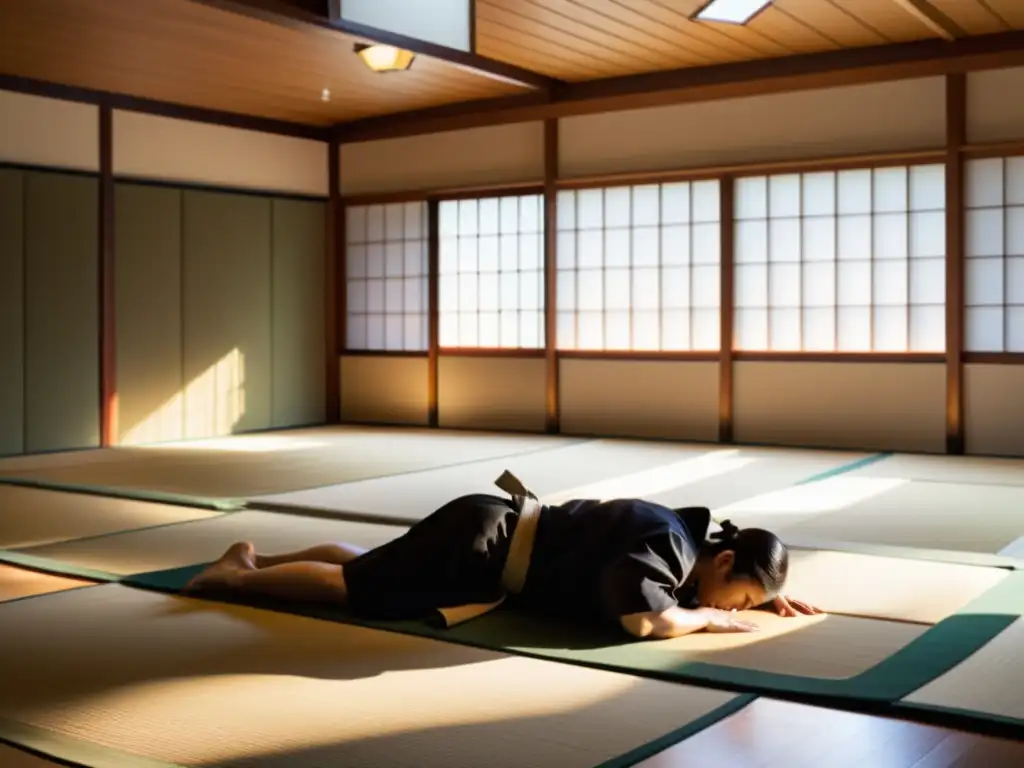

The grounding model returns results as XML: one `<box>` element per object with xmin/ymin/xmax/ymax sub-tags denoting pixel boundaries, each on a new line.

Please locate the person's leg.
<box><xmin>253</xmin><ymin>542</ymin><xmax>368</xmax><ymax>569</ymax></box>
<box><xmin>184</xmin><ymin>542</ymin><xmax>348</xmax><ymax>604</ymax></box>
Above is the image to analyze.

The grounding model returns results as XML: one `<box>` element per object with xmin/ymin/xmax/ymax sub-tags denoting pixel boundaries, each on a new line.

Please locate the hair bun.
<box><xmin>713</xmin><ymin>519</ymin><xmax>740</xmax><ymax>541</ymax></box>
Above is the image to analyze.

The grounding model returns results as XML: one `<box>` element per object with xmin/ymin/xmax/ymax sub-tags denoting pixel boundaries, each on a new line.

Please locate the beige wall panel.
<box><xmin>340</xmin><ymin>355</ymin><xmax>429</xmax><ymax>425</ymax></box>
<box><xmin>0</xmin><ymin>169</ymin><xmax>24</xmax><ymax>456</ymax></box>
<box><xmin>965</xmin><ymin>364</ymin><xmax>1024</xmax><ymax>458</ymax></box>
<box><xmin>271</xmin><ymin>198</ymin><xmax>326</xmax><ymax>428</ymax></box>
<box><xmin>967</xmin><ymin>67</ymin><xmax>1024</xmax><ymax>144</ymax></box>
<box><xmin>733</xmin><ymin>362</ymin><xmax>945</xmax><ymax>453</ymax></box>
<box><xmin>340</xmin><ymin>122</ymin><xmax>544</xmax><ymax>195</ymax></box>
<box><xmin>438</xmin><ymin>356</ymin><xmax>546</xmax><ymax>432</ymax></box>
<box><xmin>114</xmin><ymin>183</ymin><xmax>185</xmax><ymax>446</ymax></box>
<box><xmin>113</xmin><ymin>111</ymin><xmax>328</xmax><ymax>196</ymax></box>
<box><xmin>23</xmin><ymin>172</ymin><xmax>99</xmax><ymax>452</ymax></box>
<box><xmin>559</xmin><ymin>359</ymin><xmax>719</xmax><ymax>441</ymax></box>
<box><xmin>560</xmin><ymin>78</ymin><xmax>946</xmax><ymax>178</ymax></box>
<box><xmin>182</xmin><ymin>190</ymin><xmax>273</xmax><ymax>438</ymax></box>
<box><xmin>0</xmin><ymin>90</ymin><xmax>99</xmax><ymax>171</ymax></box>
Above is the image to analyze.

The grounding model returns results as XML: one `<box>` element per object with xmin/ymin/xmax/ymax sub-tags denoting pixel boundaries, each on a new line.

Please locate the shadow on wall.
<box><xmin>120</xmin><ymin>348</ymin><xmax>247</xmax><ymax>446</ymax></box>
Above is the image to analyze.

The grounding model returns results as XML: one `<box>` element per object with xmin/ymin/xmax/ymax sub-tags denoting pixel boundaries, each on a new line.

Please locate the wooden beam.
<box><xmin>98</xmin><ymin>103</ymin><xmax>117</xmax><ymax>447</ymax></box>
<box><xmin>543</xmin><ymin>118</ymin><xmax>559</xmax><ymax>434</ymax></box>
<box><xmin>325</xmin><ymin>135</ymin><xmax>342</xmax><ymax>423</ymax></box>
<box><xmin>945</xmin><ymin>73</ymin><xmax>967</xmax><ymax>455</ymax></box>
<box><xmin>189</xmin><ymin>0</ymin><xmax>559</xmax><ymax>90</ymax></box>
<box><xmin>427</xmin><ymin>200</ymin><xmax>440</xmax><ymax>427</ymax></box>
<box><xmin>338</xmin><ymin>30</ymin><xmax>1024</xmax><ymax>143</ymax></box>
<box><xmin>892</xmin><ymin>0</ymin><xmax>966</xmax><ymax>42</ymax></box>
<box><xmin>718</xmin><ymin>176</ymin><xmax>734</xmax><ymax>445</ymax></box>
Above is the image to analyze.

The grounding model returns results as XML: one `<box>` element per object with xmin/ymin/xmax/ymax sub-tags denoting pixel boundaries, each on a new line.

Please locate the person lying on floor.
<box><xmin>185</xmin><ymin>470</ymin><xmax>820</xmax><ymax>639</ymax></box>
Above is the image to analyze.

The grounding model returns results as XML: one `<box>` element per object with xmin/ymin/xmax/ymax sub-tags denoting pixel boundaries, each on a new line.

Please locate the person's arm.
<box><xmin>620</xmin><ymin>606</ymin><xmax>710</xmax><ymax>639</ymax></box>
<box><xmin>621</xmin><ymin>606</ymin><xmax>761</xmax><ymax>640</ymax></box>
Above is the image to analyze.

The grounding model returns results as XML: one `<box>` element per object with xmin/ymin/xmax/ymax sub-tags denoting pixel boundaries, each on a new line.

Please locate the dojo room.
<box><xmin>2</xmin><ymin>0</ymin><xmax>1024</xmax><ymax>765</ymax></box>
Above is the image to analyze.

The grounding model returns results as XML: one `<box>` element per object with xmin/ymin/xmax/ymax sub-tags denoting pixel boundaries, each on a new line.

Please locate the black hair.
<box><xmin>703</xmin><ymin>519</ymin><xmax>789</xmax><ymax>599</ymax></box>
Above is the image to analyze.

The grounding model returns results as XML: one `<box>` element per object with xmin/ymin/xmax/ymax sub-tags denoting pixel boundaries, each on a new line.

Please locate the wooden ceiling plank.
<box><xmin>476</xmin><ymin>1</ymin><xmax>676</xmax><ymax>74</ymax></box>
<box><xmin>890</xmin><ymin>0</ymin><xmax>967</xmax><ymax>41</ymax></box>
<box><xmin>638</xmin><ymin>0</ymin><xmax>793</xmax><ymax>59</ymax></box>
<box><xmin>339</xmin><ymin>29</ymin><xmax>1024</xmax><ymax>140</ymax></box>
<box><xmin>545</xmin><ymin>0</ymin><xmax>724</xmax><ymax>66</ymax></box>
<box><xmin>828</xmin><ymin>0</ymin><xmax>940</xmax><ymax>42</ymax></box>
<box><xmin>748</xmin><ymin>5</ymin><xmax>846</xmax><ymax>53</ymax></box>
<box><xmin>773</xmin><ymin>0</ymin><xmax>891</xmax><ymax>47</ymax></box>
<box><xmin>613</xmin><ymin>0</ymin><xmax>775</xmax><ymax>61</ymax></box>
<box><xmin>479</xmin><ymin>0</ymin><xmax>687</xmax><ymax>72</ymax></box>
<box><xmin>977</xmin><ymin>0</ymin><xmax>1023</xmax><ymax>29</ymax></box>
<box><xmin>475</xmin><ymin>28</ymin><xmax>625</xmax><ymax>80</ymax></box>
<box><xmin>929</xmin><ymin>0</ymin><xmax>1013</xmax><ymax>34</ymax></box>
<box><xmin>186</xmin><ymin>0</ymin><xmax>561</xmax><ymax>89</ymax></box>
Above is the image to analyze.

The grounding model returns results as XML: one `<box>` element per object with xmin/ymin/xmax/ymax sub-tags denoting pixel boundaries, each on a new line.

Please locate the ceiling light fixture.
<box><xmin>354</xmin><ymin>43</ymin><xmax>416</xmax><ymax>73</ymax></box>
<box><xmin>693</xmin><ymin>0</ymin><xmax>772</xmax><ymax>25</ymax></box>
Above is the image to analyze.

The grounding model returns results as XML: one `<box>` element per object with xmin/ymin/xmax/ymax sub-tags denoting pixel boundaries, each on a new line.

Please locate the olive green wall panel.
<box><xmin>270</xmin><ymin>198</ymin><xmax>325</xmax><ymax>428</ymax></box>
<box><xmin>114</xmin><ymin>183</ymin><xmax>184</xmax><ymax>445</ymax></box>
<box><xmin>0</xmin><ymin>170</ymin><xmax>24</xmax><ymax>456</ymax></box>
<box><xmin>181</xmin><ymin>189</ymin><xmax>272</xmax><ymax>438</ymax></box>
<box><xmin>23</xmin><ymin>172</ymin><xmax>99</xmax><ymax>452</ymax></box>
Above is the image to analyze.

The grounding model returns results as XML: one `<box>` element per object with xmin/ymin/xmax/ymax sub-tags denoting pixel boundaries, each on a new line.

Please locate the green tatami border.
<box><xmin>0</xmin><ymin>476</ymin><xmax>242</xmax><ymax>511</ymax></box>
<box><xmin>0</xmin><ymin>717</ymin><xmax>185</xmax><ymax>768</ymax></box>
<box><xmin>121</xmin><ymin>565</ymin><xmax>1023</xmax><ymax>719</ymax></box>
<box><xmin>796</xmin><ymin>452</ymin><xmax>892</xmax><ymax>485</ymax></box>
<box><xmin>0</xmin><ymin>550</ymin><xmax>122</xmax><ymax>582</ymax></box>
<box><xmin>596</xmin><ymin>693</ymin><xmax>757</xmax><ymax>768</ymax></box>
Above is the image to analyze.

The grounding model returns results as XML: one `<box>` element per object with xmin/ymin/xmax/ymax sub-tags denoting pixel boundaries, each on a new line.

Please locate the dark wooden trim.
<box><xmin>733</xmin><ymin>352</ymin><xmax>946</xmax><ymax>363</ymax></box>
<box><xmin>114</xmin><ymin>176</ymin><xmax>327</xmax><ymax>203</ymax></box>
<box><xmin>340</xmin><ymin>350</ymin><xmax>429</xmax><ymax>358</ymax></box>
<box><xmin>543</xmin><ymin>118</ymin><xmax>559</xmax><ymax>434</ymax></box>
<box><xmin>439</xmin><ymin>347</ymin><xmax>546</xmax><ymax>359</ymax></box>
<box><xmin>0</xmin><ymin>162</ymin><xmax>99</xmax><ymax>179</ymax></box>
<box><xmin>556</xmin><ymin>150</ymin><xmax>949</xmax><ymax>191</ymax></box>
<box><xmin>427</xmin><ymin>199</ymin><xmax>440</xmax><ymax>427</ymax></box>
<box><xmin>325</xmin><ymin>137</ymin><xmax>341</xmax><ymax>423</ymax></box>
<box><xmin>963</xmin><ymin>352</ymin><xmax>1024</xmax><ymax>364</ymax></box>
<box><xmin>336</xmin><ymin>30</ymin><xmax>1024</xmax><ymax>142</ymax></box>
<box><xmin>342</xmin><ymin>183</ymin><xmax>545</xmax><ymax>206</ymax></box>
<box><xmin>199</xmin><ymin>0</ymin><xmax>558</xmax><ymax>90</ymax></box>
<box><xmin>946</xmin><ymin>73</ymin><xmax>967</xmax><ymax>455</ymax></box>
<box><xmin>0</xmin><ymin>74</ymin><xmax>329</xmax><ymax>141</ymax></box>
<box><xmin>98</xmin><ymin>104</ymin><xmax>117</xmax><ymax>447</ymax></box>
<box><xmin>960</xmin><ymin>140</ymin><xmax>1024</xmax><ymax>159</ymax></box>
<box><xmin>558</xmin><ymin>351</ymin><xmax>719</xmax><ymax>362</ymax></box>
<box><xmin>718</xmin><ymin>176</ymin><xmax>734</xmax><ymax>444</ymax></box>
<box><xmin>468</xmin><ymin>0</ymin><xmax>477</xmax><ymax>55</ymax></box>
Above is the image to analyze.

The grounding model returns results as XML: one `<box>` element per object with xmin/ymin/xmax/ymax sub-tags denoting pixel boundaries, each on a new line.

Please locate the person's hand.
<box><xmin>770</xmin><ymin>595</ymin><xmax>823</xmax><ymax>617</ymax></box>
<box><xmin>697</xmin><ymin>607</ymin><xmax>760</xmax><ymax>633</ymax></box>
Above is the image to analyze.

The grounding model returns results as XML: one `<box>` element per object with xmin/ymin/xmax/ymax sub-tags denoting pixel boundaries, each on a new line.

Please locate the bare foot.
<box><xmin>183</xmin><ymin>542</ymin><xmax>255</xmax><ymax>593</ymax></box>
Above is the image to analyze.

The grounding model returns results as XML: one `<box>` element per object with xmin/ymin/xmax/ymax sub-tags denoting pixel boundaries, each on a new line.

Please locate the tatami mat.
<box><xmin>0</xmin><ymin>584</ymin><xmax>746</xmax><ymax>768</ymax></box>
<box><xmin>252</xmin><ymin>440</ymin><xmax>871</xmax><ymax>524</ymax></box>
<box><xmin>783</xmin><ymin>550</ymin><xmax>1008</xmax><ymax>625</ymax></box>
<box><xmin>0</xmin><ymin>485</ymin><xmax>218</xmax><ymax>549</ymax></box>
<box><xmin>0</xmin><ymin>564</ymin><xmax>94</xmax><ymax>604</ymax></box>
<box><xmin>0</xmin><ymin>427</ymin><xmax>578</xmax><ymax>500</ymax></box>
<box><xmin>638</xmin><ymin>698</ymin><xmax>1024</xmax><ymax>767</ymax></box>
<box><xmin>779</xmin><ymin>480</ymin><xmax>1024</xmax><ymax>554</ymax></box>
<box><xmin>901</xmin><ymin>617</ymin><xmax>1024</xmax><ymax>728</ymax></box>
<box><xmin>17</xmin><ymin>511</ymin><xmax>407</xmax><ymax>576</ymax></box>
